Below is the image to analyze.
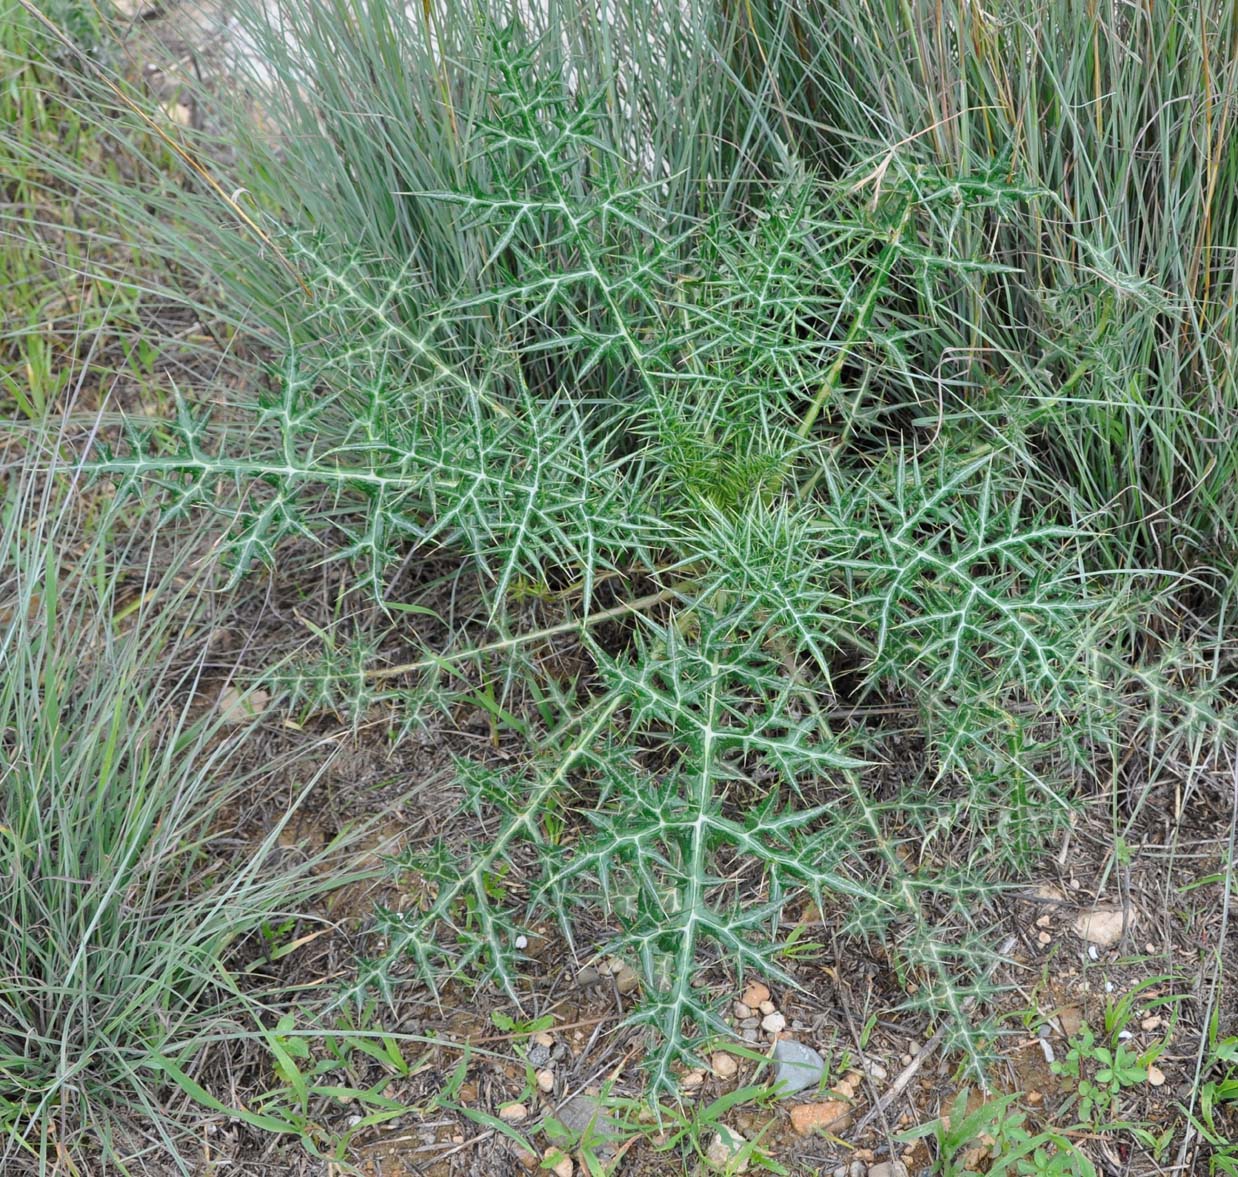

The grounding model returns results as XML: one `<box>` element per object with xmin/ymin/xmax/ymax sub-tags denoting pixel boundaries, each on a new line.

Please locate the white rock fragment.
<box><xmin>705</xmin><ymin>1126</ymin><xmax>749</xmax><ymax>1173</ymax></box>
<box><xmin>761</xmin><ymin>1012</ymin><xmax>787</xmax><ymax>1035</ymax></box>
<box><xmin>1073</xmin><ymin>906</ymin><xmax>1134</xmax><ymax>948</ymax></box>
<box><xmin>218</xmin><ymin>685</ymin><xmax>271</xmax><ymax>724</ymax></box>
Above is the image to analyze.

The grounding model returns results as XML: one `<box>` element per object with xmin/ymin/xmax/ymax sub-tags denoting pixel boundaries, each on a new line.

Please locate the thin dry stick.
<box><xmin>365</xmin><ymin>585</ymin><xmax>680</xmax><ymax>681</ymax></box>
<box><xmin>16</xmin><ymin>0</ymin><xmax>312</xmax><ymax>298</ymax></box>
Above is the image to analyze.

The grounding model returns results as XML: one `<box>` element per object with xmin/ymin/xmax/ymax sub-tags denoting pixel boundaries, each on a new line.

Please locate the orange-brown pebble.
<box><xmin>741</xmin><ymin>981</ymin><xmax>771</xmax><ymax>1008</ymax></box>
<box><xmin>789</xmin><ymin>1099</ymin><xmax>853</xmax><ymax>1136</ymax></box>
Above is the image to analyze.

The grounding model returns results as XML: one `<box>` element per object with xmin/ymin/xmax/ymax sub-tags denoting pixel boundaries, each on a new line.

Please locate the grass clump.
<box><xmin>7</xmin><ymin>0</ymin><xmax>1238</xmax><ymax>1120</ymax></box>
<box><xmin>0</xmin><ymin>435</ymin><xmax>367</xmax><ymax>1169</ymax></box>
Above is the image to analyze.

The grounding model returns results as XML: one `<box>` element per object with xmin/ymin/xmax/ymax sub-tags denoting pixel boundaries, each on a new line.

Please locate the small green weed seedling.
<box><xmin>625</xmin><ymin>1084</ymin><xmax>787</xmax><ymax>1177</ymax></box>
<box><xmin>1181</xmin><ymin>1026</ymin><xmax>1238</xmax><ymax>1175</ymax></box>
<box><xmin>162</xmin><ymin>1012</ymin><xmax>423</xmax><ymax>1162</ymax></box>
<box><xmin>900</xmin><ymin>1088</ymin><xmax>1096</xmax><ymax>1176</ymax></box>
<box><xmin>1051</xmin><ymin>1023</ymin><xmax>1147</xmax><ymax>1125</ymax></box>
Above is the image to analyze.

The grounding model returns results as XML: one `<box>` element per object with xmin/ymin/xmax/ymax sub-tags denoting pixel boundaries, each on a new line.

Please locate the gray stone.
<box><xmin>771</xmin><ymin>1038</ymin><xmax>827</xmax><ymax>1097</ymax></box>
<box><xmin>867</xmin><ymin>1163</ymin><xmax>908</xmax><ymax>1177</ymax></box>
<box><xmin>547</xmin><ymin>1095</ymin><xmax>623</xmax><ymax>1159</ymax></box>
<box><xmin>527</xmin><ymin>1043</ymin><xmax>551</xmax><ymax>1067</ymax></box>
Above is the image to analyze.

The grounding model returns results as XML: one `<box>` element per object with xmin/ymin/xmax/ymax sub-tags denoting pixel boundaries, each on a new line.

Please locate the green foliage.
<box><xmin>1181</xmin><ymin>1025</ymin><xmax>1238</xmax><ymax>1174</ymax></box>
<box><xmin>1051</xmin><ymin>1023</ymin><xmax>1148</xmax><ymax>1126</ymax></box>
<box><xmin>0</xmin><ymin>454</ymin><xmax>370</xmax><ymax>1169</ymax></box>
<box><xmin>62</xmin><ymin>4</ymin><xmax>1238</xmax><ymax>1094</ymax></box>
<box><xmin>901</xmin><ymin>1088</ymin><xmax>1097</xmax><ymax>1177</ymax></box>
<box><xmin>8</xmin><ymin>0</ymin><xmax>1238</xmax><ymax>1130</ymax></box>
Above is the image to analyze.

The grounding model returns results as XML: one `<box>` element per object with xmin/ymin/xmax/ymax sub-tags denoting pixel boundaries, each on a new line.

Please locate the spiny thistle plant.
<box><xmin>28</xmin><ymin>2</ymin><xmax>1237</xmax><ymax>1092</ymax></box>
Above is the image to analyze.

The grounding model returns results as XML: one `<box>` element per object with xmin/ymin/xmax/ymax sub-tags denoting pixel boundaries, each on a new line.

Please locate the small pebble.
<box><xmin>1037</xmin><ymin>931</ymin><xmax>1052</xmax><ymax>946</ymax></box>
<box><xmin>741</xmin><ymin>1027</ymin><xmax>759</xmax><ymax>1043</ymax></box>
<box><xmin>514</xmin><ymin>934</ymin><xmax>529</xmax><ymax>949</ymax></box>
<box><xmin>532</xmin><ymin>1031</ymin><xmax>555</xmax><ymax>1048</ymax></box>
<box><xmin>706</xmin><ymin>1127</ymin><xmax>749</xmax><ymax>1172</ymax></box>
<box><xmin>742</xmin><ymin>982</ymin><xmax>771</xmax><ymax>1008</ymax></box>
<box><xmin>499</xmin><ymin>1102</ymin><xmax>528</xmax><ymax>1123</ymax></box>
<box><xmin>613</xmin><ymin>964</ymin><xmax>640</xmax><ymax>995</ymax></box>
<box><xmin>790</xmin><ymin>1099</ymin><xmax>853</xmax><ymax>1135</ymax></box>
<box><xmin>536</xmin><ymin>1069</ymin><xmax>555</xmax><ymax>1093</ymax></box>
<box><xmin>513</xmin><ymin>1145</ymin><xmax>539</xmax><ymax>1171</ymax></box>
<box><xmin>1035</xmin><ymin>914</ymin><xmax>1051</xmax><ymax>929</ymax></box>
<box><xmin>543</xmin><ymin>1147</ymin><xmax>573</xmax><ymax>1177</ymax></box>
<box><xmin>862</xmin><ymin>1060</ymin><xmax>888</xmax><ymax>1081</ymax></box>
<box><xmin>758</xmin><ymin>1000</ymin><xmax>776</xmax><ymax>1016</ymax></box>
<box><xmin>712</xmin><ymin>1052</ymin><xmax>739</xmax><ymax>1079</ymax></box>
<box><xmin>907</xmin><ymin>1040</ymin><xmax>920</xmax><ymax>1056</ymax></box>
<box><xmin>1148</xmin><ymin>1065</ymin><xmax>1166</xmax><ymax>1087</ymax></box>
<box><xmin>527</xmin><ymin>1043</ymin><xmax>551</xmax><ymax>1067</ymax></box>
<box><xmin>734</xmin><ymin>1001</ymin><xmax>753</xmax><ymax>1019</ymax></box>
<box><xmin>771</xmin><ymin>1038</ymin><xmax>827</xmax><ymax>1096</ymax></box>
<box><xmin>682</xmin><ymin>1069</ymin><xmax>706</xmax><ymax>1089</ymax></box>
<box><xmin>1141</xmin><ymin>1015</ymin><xmax>1162</xmax><ymax>1031</ymax></box>
<box><xmin>868</xmin><ymin>1163</ymin><xmax>909</xmax><ymax>1177</ymax></box>
<box><xmin>761</xmin><ymin>1012</ymin><xmax>787</xmax><ymax>1034</ymax></box>
<box><xmin>739</xmin><ymin>1017</ymin><xmax>760</xmax><ymax>1030</ymax></box>
<box><xmin>900</xmin><ymin>1053</ymin><xmax>912</xmax><ymax>1066</ymax></box>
